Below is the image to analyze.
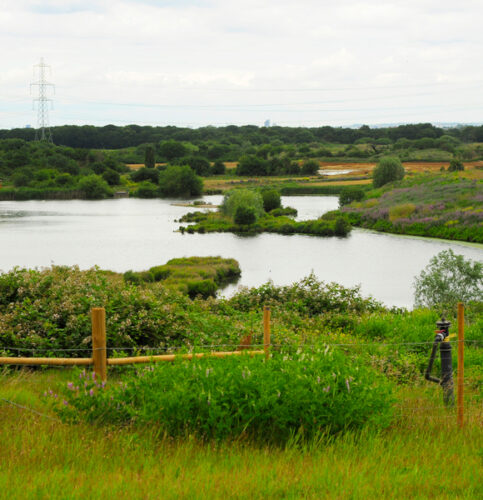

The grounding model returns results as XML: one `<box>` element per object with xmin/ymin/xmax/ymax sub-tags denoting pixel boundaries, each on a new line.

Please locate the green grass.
<box><xmin>0</xmin><ymin>369</ymin><xmax>481</xmax><ymax>499</ymax></box>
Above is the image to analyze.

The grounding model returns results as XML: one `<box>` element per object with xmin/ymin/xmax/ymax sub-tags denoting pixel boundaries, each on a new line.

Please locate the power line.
<box><xmin>30</xmin><ymin>57</ymin><xmax>55</xmax><ymax>142</ymax></box>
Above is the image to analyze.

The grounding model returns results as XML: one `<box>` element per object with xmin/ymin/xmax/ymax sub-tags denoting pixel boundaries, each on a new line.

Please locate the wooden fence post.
<box><xmin>457</xmin><ymin>302</ymin><xmax>464</xmax><ymax>428</ymax></box>
<box><xmin>263</xmin><ymin>305</ymin><xmax>271</xmax><ymax>360</ymax></box>
<box><xmin>91</xmin><ymin>307</ymin><xmax>107</xmax><ymax>382</ymax></box>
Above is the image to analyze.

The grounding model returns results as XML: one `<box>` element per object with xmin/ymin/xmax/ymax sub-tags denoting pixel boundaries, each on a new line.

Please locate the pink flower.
<box><xmin>89</xmin><ymin>389</ymin><xmax>94</xmax><ymax>396</ymax></box>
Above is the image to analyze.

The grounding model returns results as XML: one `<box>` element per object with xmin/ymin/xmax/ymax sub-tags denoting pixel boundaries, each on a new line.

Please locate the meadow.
<box><xmin>1</xmin><ymin>265</ymin><xmax>482</xmax><ymax>498</ymax></box>
<box><xmin>342</xmin><ymin>173</ymin><xmax>483</xmax><ymax>243</ymax></box>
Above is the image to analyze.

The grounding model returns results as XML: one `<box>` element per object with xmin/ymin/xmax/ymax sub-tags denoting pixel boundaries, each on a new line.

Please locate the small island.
<box><xmin>178</xmin><ymin>188</ymin><xmax>352</xmax><ymax>237</ymax></box>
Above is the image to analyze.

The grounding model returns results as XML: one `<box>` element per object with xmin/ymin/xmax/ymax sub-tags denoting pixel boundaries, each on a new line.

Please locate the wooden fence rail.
<box><xmin>0</xmin><ymin>307</ymin><xmax>270</xmax><ymax>382</ymax></box>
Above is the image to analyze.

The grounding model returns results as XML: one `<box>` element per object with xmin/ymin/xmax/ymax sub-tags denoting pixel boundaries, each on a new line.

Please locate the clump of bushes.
<box><xmin>124</xmin><ymin>257</ymin><xmax>241</xmax><ymax>298</ymax></box>
<box><xmin>53</xmin><ymin>349</ymin><xmax>395</xmax><ymax>443</ymax></box>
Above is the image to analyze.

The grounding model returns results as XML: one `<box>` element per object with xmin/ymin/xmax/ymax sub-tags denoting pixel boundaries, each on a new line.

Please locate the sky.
<box><xmin>1</xmin><ymin>0</ymin><xmax>482</xmax><ymax>129</ymax></box>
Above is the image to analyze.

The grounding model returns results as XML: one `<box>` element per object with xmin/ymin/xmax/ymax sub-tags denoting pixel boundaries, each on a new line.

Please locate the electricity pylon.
<box><xmin>30</xmin><ymin>57</ymin><xmax>55</xmax><ymax>142</ymax></box>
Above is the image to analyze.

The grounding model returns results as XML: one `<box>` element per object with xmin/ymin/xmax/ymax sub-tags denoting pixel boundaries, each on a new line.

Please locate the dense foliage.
<box><xmin>123</xmin><ymin>257</ymin><xmax>241</xmax><ymax>299</ymax></box>
<box><xmin>53</xmin><ymin>350</ymin><xmax>394</xmax><ymax>442</ymax></box>
<box><xmin>2</xmin><ymin>123</ymin><xmax>482</xmax><ymax>150</ymax></box>
<box><xmin>372</xmin><ymin>157</ymin><xmax>405</xmax><ymax>188</ymax></box>
<box><xmin>342</xmin><ymin>174</ymin><xmax>483</xmax><ymax>242</ymax></box>
<box><xmin>414</xmin><ymin>250</ymin><xmax>483</xmax><ymax>313</ymax></box>
<box><xmin>1</xmin><ymin>267</ymin><xmax>481</xmax><ymax>388</ymax></box>
<box><xmin>221</xmin><ymin>189</ymin><xmax>265</xmax><ymax>219</ymax></box>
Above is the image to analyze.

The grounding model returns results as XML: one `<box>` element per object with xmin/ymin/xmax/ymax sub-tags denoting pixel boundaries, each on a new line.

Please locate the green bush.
<box><xmin>211</xmin><ymin>160</ymin><xmax>226</xmax><ymax>175</ymax></box>
<box><xmin>77</xmin><ymin>174</ymin><xmax>112</xmax><ymax>199</ymax></box>
<box><xmin>158</xmin><ymin>165</ymin><xmax>203</xmax><ymax>198</ymax></box>
<box><xmin>413</xmin><ymin>250</ymin><xmax>483</xmax><ymax>313</ymax></box>
<box><xmin>261</xmin><ymin>189</ymin><xmax>281</xmax><ymax>212</ymax></box>
<box><xmin>187</xmin><ymin>279</ymin><xmax>217</xmax><ymax>299</ymax></box>
<box><xmin>54</xmin><ymin>349</ymin><xmax>395</xmax><ymax>443</ymax></box>
<box><xmin>134</xmin><ymin>181</ymin><xmax>159</xmax><ymax>198</ymax></box>
<box><xmin>448</xmin><ymin>158</ymin><xmax>464</xmax><ymax>172</ymax></box>
<box><xmin>372</xmin><ymin>157</ymin><xmax>405</xmax><ymax>188</ymax></box>
<box><xmin>234</xmin><ymin>205</ymin><xmax>256</xmax><ymax>225</ymax></box>
<box><xmin>221</xmin><ymin>189</ymin><xmax>264</xmax><ymax>219</ymax></box>
<box><xmin>301</xmin><ymin>160</ymin><xmax>319</xmax><ymax>175</ymax></box>
<box><xmin>339</xmin><ymin>187</ymin><xmax>365</xmax><ymax>207</ymax></box>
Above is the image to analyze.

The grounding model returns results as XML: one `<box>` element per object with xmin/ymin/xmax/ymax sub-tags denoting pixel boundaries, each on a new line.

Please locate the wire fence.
<box><xmin>1</xmin><ymin>306</ymin><xmax>481</xmax><ymax>428</ymax></box>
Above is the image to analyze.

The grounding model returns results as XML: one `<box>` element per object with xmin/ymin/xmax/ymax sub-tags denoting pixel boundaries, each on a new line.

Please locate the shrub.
<box><xmin>261</xmin><ymin>189</ymin><xmax>281</xmax><ymax>212</ymax></box>
<box><xmin>54</xmin><ymin>349</ymin><xmax>395</xmax><ymax>443</ymax></box>
<box><xmin>234</xmin><ymin>205</ymin><xmax>256</xmax><ymax>225</ymax></box>
<box><xmin>77</xmin><ymin>175</ymin><xmax>112</xmax><ymax>199</ymax></box>
<box><xmin>187</xmin><ymin>279</ymin><xmax>217</xmax><ymax>299</ymax></box>
<box><xmin>448</xmin><ymin>158</ymin><xmax>464</xmax><ymax>172</ymax></box>
<box><xmin>102</xmin><ymin>169</ymin><xmax>121</xmax><ymax>186</ymax></box>
<box><xmin>372</xmin><ymin>157</ymin><xmax>405</xmax><ymax>188</ymax></box>
<box><xmin>236</xmin><ymin>155</ymin><xmax>268</xmax><ymax>176</ymax></box>
<box><xmin>221</xmin><ymin>189</ymin><xmax>264</xmax><ymax>219</ymax></box>
<box><xmin>301</xmin><ymin>160</ymin><xmax>319</xmax><ymax>175</ymax></box>
<box><xmin>339</xmin><ymin>187</ymin><xmax>365</xmax><ymax>207</ymax></box>
<box><xmin>413</xmin><ymin>250</ymin><xmax>483</xmax><ymax>313</ymax></box>
<box><xmin>389</xmin><ymin>203</ymin><xmax>416</xmax><ymax>221</ymax></box>
<box><xmin>130</xmin><ymin>167</ymin><xmax>159</xmax><ymax>184</ymax></box>
<box><xmin>211</xmin><ymin>160</ymin><xmax>226</xmax><ymax>175</ymax></box>
<box><xmin>334</xmin><ymin>216</ymin><xmax>350</xmax><ymax>236</ymax></box>
<box><xmin>158</xmin><ymin>165</ymin><xmax>203</xmax><ymax>198</ymax></box>
<box><xmin>134</xmin><ymin>181</ymin><xmax>159</xmax><ymax>198</ymax></box>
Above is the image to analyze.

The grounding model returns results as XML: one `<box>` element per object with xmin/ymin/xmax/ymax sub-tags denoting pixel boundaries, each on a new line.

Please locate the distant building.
<box><xmin>25</xmin><ymin>124</ymin><xmax>32</xmax><ymax>128</ymax></box>
<box><xmin>264</xmin><ymin>119</ymin><xmax>271</xmax><ymax>127</ymax></box>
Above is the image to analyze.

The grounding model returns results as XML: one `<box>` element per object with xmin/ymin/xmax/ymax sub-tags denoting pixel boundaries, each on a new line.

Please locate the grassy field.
<box><xmin>0</xmin><ymin>368</ymin><xmax>481</xmax><ymax>499</ymax></box>
<box><xmin>201</xmin><ymin>161</ymin><xmax>482</xmax><ymax>193</ymax></box>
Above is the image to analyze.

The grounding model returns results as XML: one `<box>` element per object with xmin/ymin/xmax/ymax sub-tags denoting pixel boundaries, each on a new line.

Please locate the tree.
<box><xmin>261</xmin><ymin>189</ymin><xmax>281</xmax><ymax>212</ymax></box>
<box><xmin>413</xmin><ymin>250</ymin><xmax>483</xmax><ymax>313</ymax></box>
<box><xmin>130</xmin><ymin>167</ymin><xmax>159</xmax><ymax>184</ymax></box>
<box><xmin>372</xmin><ymin>156</ymin><xmax>405</xmax><ymax>188</ymax></box>
<box><xmin>211</xmin><ymin>160</ymin><xmax>226</xmax><ymax>175</ymax></box>
<box><xmin>301</xmin><ymin>160</ymin><xmax>319</xmax><ymax>175</ymax></box>
<box><xmin>159</xmin><ymin>140</ymin><xmax>188</xmax><ymax>161</ymax></box>
<box><xmin>102</xmin><ymin>168</ymin><xmax>121</xmax><ymax>186</ymax></box>
<box><xmin>236</xmin><ymin>155</ymin><xmax>268</xmax><ymax>176</ymax></box>
<box><xmin>77</xmin><ymin>174</ymin><xmax>112</xmax><ymax>199</ymax></box>
<box><xmin>448</xmin><ymin>158</ymin><xmax>464</xmax><ymax>172</ymax></box>
<box><xmin>158</xmin><ymin>165</ymin><xmax>203</xmax><ymax>197</ymax></box>
<box><xmin>144</xmin><ymin>145</ymin><xmax>155</xmax><ymax>169</ymax></box>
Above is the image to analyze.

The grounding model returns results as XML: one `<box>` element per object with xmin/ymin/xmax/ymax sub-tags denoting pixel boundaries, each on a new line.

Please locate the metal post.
<box><xmin>263</xmin><ymin>306</ymin><xmax>271</xmax><ymax>361</ymax></box>
<box><xmin>436</xmin><ymin>317</ymin><xmax>454</xmax><ymax>406</ymax></box>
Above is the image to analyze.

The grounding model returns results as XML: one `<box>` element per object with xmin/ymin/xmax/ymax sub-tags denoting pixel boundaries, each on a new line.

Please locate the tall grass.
<box><xmin>0</xmin><ymin>369</ymin><xmax>481</xmax><ymax>499</ymax></box>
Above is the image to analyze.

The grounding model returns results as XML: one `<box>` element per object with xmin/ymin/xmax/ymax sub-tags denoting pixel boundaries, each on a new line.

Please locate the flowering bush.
<box><xmin>51</xmin><ymin>349</ymin><xmax>395</xmax><ymax>443</ymax></box>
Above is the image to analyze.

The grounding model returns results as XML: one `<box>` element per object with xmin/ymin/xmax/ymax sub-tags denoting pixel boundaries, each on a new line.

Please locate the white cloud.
<box><xmin>1</xmin><ymin>0</ymin><xmax>481</xmax><ymax>127</ymax></box>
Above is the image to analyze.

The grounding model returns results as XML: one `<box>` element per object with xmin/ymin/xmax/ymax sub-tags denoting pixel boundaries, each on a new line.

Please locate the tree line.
<box><xmin>1</xmin><ymin>123</ymin><xmax>482</xmax><ymax>150</ymax></box>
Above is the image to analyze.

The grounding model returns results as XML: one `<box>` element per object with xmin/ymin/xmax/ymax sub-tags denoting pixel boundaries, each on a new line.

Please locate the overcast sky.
<box><xmin>1</xmin><ymin>0</ymin><xmax>482</xmax><ymax>129</ymax></box>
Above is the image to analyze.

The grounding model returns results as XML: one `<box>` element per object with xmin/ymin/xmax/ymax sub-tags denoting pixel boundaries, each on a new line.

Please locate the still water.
<box><xmin>1</xmin><ymin>196</ymin><xmax>481</xmax><ymax>308</ymax></box>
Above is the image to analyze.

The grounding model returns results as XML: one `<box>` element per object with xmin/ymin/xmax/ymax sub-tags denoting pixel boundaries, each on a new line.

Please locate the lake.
<box><xmin>1</xmin><ymin>196</ymin><xmax>481</xmax><ymax>308</ymax></box>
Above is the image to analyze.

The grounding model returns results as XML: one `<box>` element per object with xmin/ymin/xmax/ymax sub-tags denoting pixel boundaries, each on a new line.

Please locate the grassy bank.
<box><xmin>342</xmin><ymin>173</ymin><xmax>483</xmax><ymax>243</ymax></box>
